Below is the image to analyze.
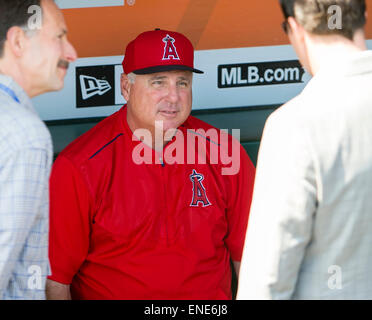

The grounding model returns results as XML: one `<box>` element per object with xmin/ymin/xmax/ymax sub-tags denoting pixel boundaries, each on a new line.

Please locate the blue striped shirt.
<box><xmin>0</xmin><ymin>75</ymin><xmax>52</xmax><ymax>299</ymax></box>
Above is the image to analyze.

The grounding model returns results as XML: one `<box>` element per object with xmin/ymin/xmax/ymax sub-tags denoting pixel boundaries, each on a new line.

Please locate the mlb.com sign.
<box><xmin>218</xmin><ymin>60</ymin><xmax>305</xmax><ymax>88</ymax></box>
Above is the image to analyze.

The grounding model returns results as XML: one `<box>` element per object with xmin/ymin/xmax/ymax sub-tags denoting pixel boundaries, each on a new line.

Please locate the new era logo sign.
<box><xmin>76</xmin><ymin>65</ymin><xmax>115</xmax><ymax>108</ymax></box>
<box><xmin>80</xmin><ymin>75</ymin><xmax>111</xmax><ymax>100</ymax></box>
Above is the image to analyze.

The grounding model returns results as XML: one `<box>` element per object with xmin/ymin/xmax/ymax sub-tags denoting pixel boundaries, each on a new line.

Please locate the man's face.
<box><xmin>21</xmin><ymin>0</ymin><xmax>77</xmax><ymax>96</ymax></box>
<box><xmin>124</xmin><ymin>70</ymin><xmax>193</xmax><ymax>137</ymax></box>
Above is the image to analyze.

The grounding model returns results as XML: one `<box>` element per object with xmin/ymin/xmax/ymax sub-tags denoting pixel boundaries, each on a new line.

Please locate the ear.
<box><xmin>121</xmin><ymin>73</ymin><xmax>132</xmax><ymax>102</ymax></box>
<box><xmin>287</xmin><ymin>17</ymin><xmax>308</xmax><ymax>47</ymax></box>
<box><xmin>5</xmin><ymin>26</ymin><xmax>28</xmax><ymax>57</ymax></box>
<box><xmin>287</xmin><ymin>17</ymin><xmax>304</xmax><ymax>38</ymax></box>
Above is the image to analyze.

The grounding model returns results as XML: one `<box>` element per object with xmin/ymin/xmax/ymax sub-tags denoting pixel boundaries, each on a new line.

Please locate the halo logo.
<box><xmin>190</xmin><ymin>169</ymin><xmax>211</xmax><ymax>207</ymax></box>
<box><xmin>162</xmin><ymin>34</ymin><xmax>180</xmax><ymax>60</ymax></box>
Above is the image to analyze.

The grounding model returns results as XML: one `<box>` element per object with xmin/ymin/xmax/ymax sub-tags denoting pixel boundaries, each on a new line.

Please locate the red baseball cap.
<box><xmin>122</xmin><ymin>29</ymin><xmax>204</xmax><ymax>75</ymax></box>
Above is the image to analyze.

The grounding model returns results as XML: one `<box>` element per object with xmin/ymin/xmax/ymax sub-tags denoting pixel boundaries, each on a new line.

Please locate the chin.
<box><xmin>52</xmin><ymin>79</ymin><xmax>65</xmax><ymax>91</ymax></box>
<box><xmin>156</xmin><ymin>116</ymin><xmax>181</xmax><ymax>130</ymax></box>
<box><xmin>169</xmin><ymin>116</ymin><xmax>187</xmax><ymax>128</ymax></box>
<box><xmin>162</xmin><ymin>121</ymin><xmax>179</xmax><ymax>133</ymax></box>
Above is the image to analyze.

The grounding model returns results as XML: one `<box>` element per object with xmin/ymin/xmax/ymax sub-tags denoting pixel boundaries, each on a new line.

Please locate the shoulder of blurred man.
<box><xmin>262</xmin><ymin>49</ymin><xmax>372</xmax><ymax>149</ymax></box>
<box><xmin>0</xmin><ymin>78</ymin><xmax>51</xmax><ymax>155</ymax></box>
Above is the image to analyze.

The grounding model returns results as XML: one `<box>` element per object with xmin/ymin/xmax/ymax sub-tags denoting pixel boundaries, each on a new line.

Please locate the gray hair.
<box><xmin>126</xmin><ymin>70</ymin><xmax>194</xmax><ymax>84</ymax></box>
<box><xmin>127</xmin><ymin>72</ymin><xmax>136</xmax><ymax>84</ymax></box>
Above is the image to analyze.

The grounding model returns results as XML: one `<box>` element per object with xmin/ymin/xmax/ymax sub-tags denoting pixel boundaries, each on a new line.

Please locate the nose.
<box><xmin>166</xmin><ymin>83</ymin><xmax>179</xmax><ymax>104</ymax></box>
<box><xmin>64</xmin><ymin>39</ymin><xmax>78</xmax><ymax>63</ymax></box>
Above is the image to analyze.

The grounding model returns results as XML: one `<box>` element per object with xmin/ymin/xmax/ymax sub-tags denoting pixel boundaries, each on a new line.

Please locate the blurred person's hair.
<box><xmin>279</xmin><ymin>0</ymin><xmax>366</xmax><ymax>40</ymax></box>
<box><xmin>0</xmin><ymin>0</ymin><xmax>43</xmax><ymax>57</ymax></box>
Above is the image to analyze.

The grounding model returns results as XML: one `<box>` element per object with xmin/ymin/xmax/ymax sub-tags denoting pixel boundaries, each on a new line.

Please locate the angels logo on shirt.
<box><xmin>162</xmin><ymin>34</ymin><xmax>180</xmax><ymax>60</ymax></box>
<box><xmin>189</xmin><ymin>169</ymin><xmax>211</xmax><ymax>207</ymax></box>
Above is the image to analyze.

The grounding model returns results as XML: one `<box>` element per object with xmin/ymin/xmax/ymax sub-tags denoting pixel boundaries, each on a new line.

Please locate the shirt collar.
<box><xmin>316</xmin><ymin>50</ymin><xmax>372</xmax><ymax>78</ymax></box>
<box><xmin>0</xmin><ymin>74</ymin><xmax>36</xmax><ymax>114</ymax></box>
<box><xmin>120</xmin><ymin>105</ymin><xmax>191</xmax><ymax>162</ymax></box>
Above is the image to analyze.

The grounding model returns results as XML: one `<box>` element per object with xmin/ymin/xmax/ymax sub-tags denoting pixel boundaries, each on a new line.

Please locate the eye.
<box><xmin>57</xmin><ymin>30</ymin><xmax>67</xmax><ymax>40</ymax></box>
<box><xmin>178</xmin><ymin>81</ymin><xmax>189</xmax><ymax>88</ymax></box>
<box><xmin>151</xmin><ymin>80</ymin><xmax>164</xmax><ymax>87</ymax></box>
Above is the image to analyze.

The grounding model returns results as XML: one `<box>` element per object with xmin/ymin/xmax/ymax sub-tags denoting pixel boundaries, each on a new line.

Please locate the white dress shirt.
<box><xmin>237</xmin><ymin>50</ymin><xmax>372</xmax><ymax>300</ymax></box>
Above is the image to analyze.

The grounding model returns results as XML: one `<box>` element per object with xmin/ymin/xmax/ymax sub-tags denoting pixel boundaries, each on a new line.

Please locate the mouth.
<box><xmin>159</xmin><ymin>110</ymin><xmax>179</xmax><ymax>118</ymax></box>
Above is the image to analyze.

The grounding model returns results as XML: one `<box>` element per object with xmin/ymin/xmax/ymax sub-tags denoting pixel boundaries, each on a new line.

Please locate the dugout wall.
<box><xmin>41</xmin><ymin>0</ymin><xmax>372</xmax><ymax>163</ymax></box>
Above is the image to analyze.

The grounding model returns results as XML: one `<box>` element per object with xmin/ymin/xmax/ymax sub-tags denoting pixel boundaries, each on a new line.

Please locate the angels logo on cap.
<box><xmin>162</xmin><ymin>34</ymin><xmax>180</xmax><ymax>61</ymax></box>
<box><xmin>122</xmin><ymin>28</ymin><xmax>204</xmax><ymax>75</ymax></box>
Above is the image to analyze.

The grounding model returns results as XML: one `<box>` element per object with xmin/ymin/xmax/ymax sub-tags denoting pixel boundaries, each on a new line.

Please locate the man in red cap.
<box><xmin>46</xmin><ymin>29</ymin><xmax>255</xmax><ymax>300</ymax></box>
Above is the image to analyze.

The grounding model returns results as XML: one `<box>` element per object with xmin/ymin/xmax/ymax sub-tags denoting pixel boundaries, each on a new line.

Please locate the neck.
<box><xmin>135</xmin><ymin>127</ymin><xmax>177</xmax><ymax>153</ymax></box>
<box><xmin>305</xmin><ymin>29</ymin><xmax>367</xmax><ymax>75</ymax></box>
<box><xmin>0</xmin><ymin>56</ymin><xmax>34</xmax><ymax>97</ymax></box>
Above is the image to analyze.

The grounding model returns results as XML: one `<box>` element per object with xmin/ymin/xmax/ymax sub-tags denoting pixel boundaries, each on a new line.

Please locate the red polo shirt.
<box><xmin>48</xmin><ymin>106</ymin><xmax>255</xmax><ymax>299</ymax></box>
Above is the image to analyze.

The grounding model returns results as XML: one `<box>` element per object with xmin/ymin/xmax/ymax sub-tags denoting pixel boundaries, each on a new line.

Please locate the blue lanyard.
<box><xmin>0</xmin><ymin>83</ymin><xmax>20</xmax><ymax>104</ymax></box>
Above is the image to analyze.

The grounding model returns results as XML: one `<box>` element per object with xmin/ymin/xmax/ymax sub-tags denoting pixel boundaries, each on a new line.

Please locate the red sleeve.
<box><xmin>224</xmin><ymin>144</ymin><xmax>255</xmax><ymax>262</ymax></box>
<box><xmin>48</xmin><ymin>155</ymin><xmax>92</xmax><ymax>284</ymax></box>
